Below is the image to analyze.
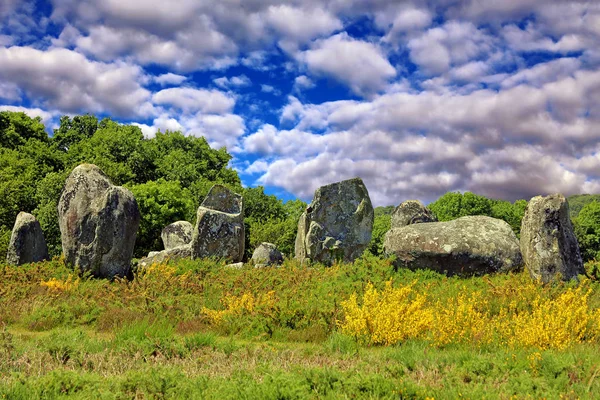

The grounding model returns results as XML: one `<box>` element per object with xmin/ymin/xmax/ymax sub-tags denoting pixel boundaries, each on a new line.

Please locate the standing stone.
<box><xmin>58</xmin><ymin>164</ymin><xmax>140</xmax><ymax>279</ymax></box>
<box><xmin>295</xmin><ymin>177</ymin><xmax>374</xmax><ymax>265</ymax></box>
<box><xmin>384</xmin><ymin>216</ymin><xmax>523</xmax><ymax>276</ymax></box>
<box><xmin>391</xmin><ymin>200</ymin><xmax>437</xmax><ymax>229</ymax></box>
<box><xmin>6</xmin><ymin>212</ymin><xmax>49</xmax><ymax>265</ymax></box>
<box><xmin>191</xmin><ymin>185</ymin><xmax>244</xmax><ymax>262</ymax></box>
<box><xmin>161</xmin><ymin>221</ymin><xmax>193</xmax><ymax>250</ymax></box>
<box><xmin>252</xmin><ymin>242</ymin><xmax>284</xmax><ymax>267</ymax></box>
<box><xmin>520</xmin><ymin>194</ymin><xmax>584</xmax><ymax>283</ymax></box>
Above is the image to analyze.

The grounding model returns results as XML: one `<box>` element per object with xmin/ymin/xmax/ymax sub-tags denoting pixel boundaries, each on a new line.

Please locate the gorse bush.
<box><xmin>340</xmin><ymin>278</ymin><xmax>600</xmax><ymax>350</ymax></box>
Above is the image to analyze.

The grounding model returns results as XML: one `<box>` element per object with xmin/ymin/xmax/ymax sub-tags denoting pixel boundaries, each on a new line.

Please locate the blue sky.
<box><xmin>1</xmin><ymin>0</ymin><xmax>599</xmax><ymax>205</ymax></box>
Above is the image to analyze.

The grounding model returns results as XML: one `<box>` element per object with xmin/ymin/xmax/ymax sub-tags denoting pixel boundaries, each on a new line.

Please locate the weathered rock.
<box><xmin>138</xmin><ymin>246</ymin><xmax>192</xmax><ymax>267</ymax></box>
<box><xmin>225</xmin><ymin>262</ymin><xmax>244</xmax><ymax>269</ymax></box>
<box><xmin>161</xmin><ymin>221</ymin><xmax>193</xmax><ymax>250</ymax></box>
<box><xmin>191</xmin><ymin>185</ymin><xmax>244</xmax><ymax>262</ymax></box>
<box><xmin>391</xmin><ymin>200</ymin><xmax>437</xmax><ymax>229</ymax></box>
<box><xmin>295</xmin><ymin>177</ymin><xmax>374</xmax><ymax>265</ymax></box>
<box><xmin>6</xmin><ymin>212</ymin><xmax>48</xmax><ymax>265</ymax></box>
<box><xmin>384</xmin><ymin>216</ymin><xmax>523</xmax><ymax>276</ymax></box>
<box><xmin>520</xmin><ymin>194</ymin><xmax>584</xmax><ymax>283</ymax></box>
<box><xmin>252</xmin><ymin>242</ymin><xmax>284</xmax><ymax>266</ymax></box>
<box><xmin>58</xmin><ymin>164</ymin><xmax>140</xmax><ymax>279</ymax></box>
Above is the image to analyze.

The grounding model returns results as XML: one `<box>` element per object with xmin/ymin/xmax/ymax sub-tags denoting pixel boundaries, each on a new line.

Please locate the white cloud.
<box><xmin>302</xmin><ymin>33</ymin><xmax>396</xmax><ymax>96</ymax></box>
<box><xmin>408</xmin><ymin>21</ymin><xmax>495</xmax><ymax>75</ymax></box>
<box><xmin>0</xmin><ymin>46</ymin><xmax>151</xmax><ymax>117</ymax></box>
<box><xmin>151</xmin><ymin>87</ymin><xmax>235</xmax><ymax>114</ymax></box>
<box><xmin>0</xmin><ymin>105</ymin><xmax>57</xmax><ymax>125</ymax></box>
<box><xmin>154</xmin><ymin>73</ymin><xmax>187</xmax><ymax>86</ymax></box>
<box><xmin>241</xmin><ymin>68</ymin><xmax>600</xmax><ymax>205</ymax></box>
<box><xmin>266</xmin><ymin>5</ymin><xmax>342</xmax><ymax>51</ymax></box>
<box><xmin>294</xmin><ymin>75</ymin><xmax>316</xmax><ymax>91</ymax></box>
<box><xmin>213</xmin><ymin>75</ymin><xmax>251</xmax><ymax>89</ymax></box>
<box><xmin>245</xmin><ymin>159</ymin><xmax>269</xmax><ymax>174</ymax></box>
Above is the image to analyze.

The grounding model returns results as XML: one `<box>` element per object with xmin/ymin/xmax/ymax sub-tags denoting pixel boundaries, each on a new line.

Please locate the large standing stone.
<box><xmin>384</xmin><ymin>216</ymin><xmax>523</xmax><ymax>276</ymax></box>
<box><xmin>295</xmin><ymin>177</ymin><xmax>374</xmax><ymax>265</ymax></box>
<box><xmin>58</xmin><ymin>164</ymin><xmax>140</xmax><ymax>279</ymax></box>
<box><xmin>191</xmin><ymin>185</ymin><xmax>244</xmax><ymax>262</ymax></box>
<box><xmin>520</xmin><ymin>194</ymin><xmax>583</xmax><ymax>283</ymax></box>
<box><xmin>391</xmin><ymin>200</ymin><xmax>437</xmax><ymax>229</ymax></box>
<box><xmin>161</xmin><ymin>221</ymin><xmax>193</xmax><ymax>250</ymax></box>
<box><xmin>252</xmin><ymin>242</ymin><xmax>284</xmax><ymax>267</ymax></box>
<box><xmin>6</xmin><ymin>212</ymin><xmax>49</xmax><ymax>265</ymax></box>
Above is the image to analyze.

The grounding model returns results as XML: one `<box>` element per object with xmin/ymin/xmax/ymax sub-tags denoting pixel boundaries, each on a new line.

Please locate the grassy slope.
<box><xmin>1</xmin><ymin>257</ymin><xmax>600</xmax><ymax>399</ymax></box>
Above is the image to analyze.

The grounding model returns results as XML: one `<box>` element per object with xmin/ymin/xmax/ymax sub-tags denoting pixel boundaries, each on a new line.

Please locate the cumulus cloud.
<box><xmin>0</xmin><ymin>46</ymin><xmax>151</xmax><ymax>117</ymax></box>
<box><xmin>213</xmin><ymin>75</ymin><xmax>251</xmax><ymax>89</ymax></box>
<box><xmin>242</xmin><ymin>67</ymin><xmax>600</xmax><ymax>205</ymax></box>
<box><xmin>153</xmin><ymin>73</ymin><xmax>187</xmax><ymax>86</ymax></box>
<box><xmin>302</xmin><ymin>33</ymin><xmax>396</xmax><ymax>96</ymax></box>
<box><xmin>0</xmin><ymin>105</ymin><xmax>57</xmax><ymax>125</ymax></box>
<box><xmin>408</xmin><ymin>21</ymin><xmax>496</xmax><ymax>76</ymax></box>
<box><xmin>151</xmin><ymin>87</ymin><xmax>234</xmax><ymax>114</ymax></box>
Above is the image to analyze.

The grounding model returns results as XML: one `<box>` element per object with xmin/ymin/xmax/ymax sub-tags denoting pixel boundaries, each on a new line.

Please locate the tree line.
<box><xmin>1</xmin><ymin>110</ymin><xmax>599</xmax><ymax>263</ymax></box>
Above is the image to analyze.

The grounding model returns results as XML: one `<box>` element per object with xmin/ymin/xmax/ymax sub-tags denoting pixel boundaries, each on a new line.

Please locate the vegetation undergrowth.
<box><xmin>1</xmin><ymin>255</ymin><xmax>600</xmax><ymax>398</ymax></box>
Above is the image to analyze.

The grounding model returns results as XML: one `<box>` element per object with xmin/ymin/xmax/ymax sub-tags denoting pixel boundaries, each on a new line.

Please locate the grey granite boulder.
<box><xmin>58</xmin><ymin>164</ymin><xmax>140</xmax><ymax>279</ymax></box>
<box><xmin>295</xmin><ymin>177</ymin><xmax>374</xmax><ymax>265</ymax></box>
<box><xmin>384</xmin><ymin>216</ymin><xmax>523</xmax><ymax>276</ymax></box>
<box><xmin>6</xmin><ymin>212</ymin><xmax>49</xmax><ymax>265</ymax></box>
<box><xmin>138</xmin><ymin>246</ymin><xmax>192</xmax><ymax>268</ymax></box>
<box><xmin>520</xmin><ymin>194</ymin><xmax>584</xmax><ymax>283</ymax></box>
<box><xmin>191</xmin><ymin>185</ymin><xmax>244</xmax><ymax>262</ymax></box>
<box><xmin>391</xmin><ymin>200</ymin><xmax>437</xmax><ymax>229</ymax></box>
<box><xmin>252</xmin><ymin>242</ymin><xmax>284</xmax><ymax>267</ymax></box>
<box><xmin>161</xmin><ymin>221</ymin><xmax>193</xmax><ymax>250</ymax></box>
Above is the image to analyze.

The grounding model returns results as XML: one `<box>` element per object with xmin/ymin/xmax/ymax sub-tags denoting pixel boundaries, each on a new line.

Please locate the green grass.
<box><xmin>0</xmin><ymin>255</ymin><xmax>599</xmax><ymax>399</ymax></box>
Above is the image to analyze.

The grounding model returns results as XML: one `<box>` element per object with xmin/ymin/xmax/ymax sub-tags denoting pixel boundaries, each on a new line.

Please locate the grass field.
<box><xmin>1</xmin><ymin>255</ymin><xmax>600</xmax><ymax>399</ymax></box>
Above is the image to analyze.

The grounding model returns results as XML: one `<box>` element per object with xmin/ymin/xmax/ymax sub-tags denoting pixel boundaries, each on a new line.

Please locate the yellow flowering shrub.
<box><xmin>341</xmin><ymin>278</ymin><xmax>600</xmax><ymax>350</ymax></box>
<box><xmin>202</xmin><ymin>290</ymin><xmax>277</xmax><ymax>325</ymax></box>
<box><xmin>431</xmin><ymin>291</ymin><xmax>491</xmax><ymax>346</ymax></box>
<box><xmin>40</xmin><ymin>275</ymin><xmax>79</xmax><ymax>293</ymax></box>
<box><xmin>340</xmin><ymin>280</ymin><xmax>432</xmax><ymax>345</ymax></box>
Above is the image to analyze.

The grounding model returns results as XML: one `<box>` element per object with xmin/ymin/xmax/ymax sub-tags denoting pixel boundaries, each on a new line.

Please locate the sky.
<box><xmin>1</xmin><ymin>0</ymin><xmax>600</xmax><ymax>206</ymax></box>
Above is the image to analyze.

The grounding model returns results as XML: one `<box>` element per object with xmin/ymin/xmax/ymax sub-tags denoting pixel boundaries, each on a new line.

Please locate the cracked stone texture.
<box><xmin>391</xmin><ymin>200</ymin><xmax>437</xmax><ymax>229</ymax></box>
<box><xmin>295</xmin><ymin>177</ymin><xmax>374</xmax><ymax>265</ymax></box>
<box><xmin>58</xmin><ymin>164</ymin><xmax>140</xmax><ymax>279</ymax></box>
<box><xmin>161</xmin><ymin>221</ymin><xmax>193</xmax><ymax>250</ymax></box>
<box><xmin>6</xmin><ymin>212</ymin><xmax>48</xmax><ymax>265</ymax></box>
<box><xmin>191</xmin><ymin>185</ymin><xmax>244</xmax><ymax>262</ymax></box>
<box><xmin>520</xmin><ymin>194</ymin><xmax>583</xmax><ymax>283</ymax></box>
<box><xmin>384</xmin><ymin>215</ymin><xmax>523</xmax><ymax>276</ymax></box>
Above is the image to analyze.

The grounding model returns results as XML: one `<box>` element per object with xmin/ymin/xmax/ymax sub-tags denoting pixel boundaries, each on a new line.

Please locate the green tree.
<box><xmin>52</xmin><ymin>114</ymin><xmax>98</xmax><ymax>151</ymax></box>
<box><xmin>574</xmin><ymin>201</ymin><xmax>600</xmax><ymax>262</ymax></box>
<box><xmin>367</xmin><ymin>213</ymin><xmax>391</xmax><ymax>256</ymax></box>
<box><xmin>128</xmin><ymin>180</ymin><xmax>196</xmax><ymax>257</ymax></box>
<box><xmin>0</xmin><ymin>111</ymin><xmax>48</xmax><ymax>149</ymax></box>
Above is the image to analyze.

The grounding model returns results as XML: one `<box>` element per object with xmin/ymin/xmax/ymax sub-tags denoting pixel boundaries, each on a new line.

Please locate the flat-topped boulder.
<box><xmin>252</xmin><ymin>242</ymin><xmax>284</xmax><ymax>267</ymax></box>
<box><xmin>138</xmin><ymin>246</ymin><xmax>192</xmax><ymax>268</ymax></box>
<box><xmin>384</xmin><ymin>216</ymin><xmax>523</xmax><ymax>276</ymax></box>
<box><xmin>161</xmin><ymin>221</ymin><xmax>193</xmax><ymax>250</ymax></box>
<box><xmin>58</xmin><ymin>164</ymin><xmax>140</xmax><ymax>279</ymax></box>
<box><xmin>191</xmin><ymin>185</ymin><xmax>244</xmax><ymax>262</ymax></box>
<box><xmin>520</xmin><ymin>194</ymin><xmax>583</xmax><ymax>283</ymax></box>
<box><xmin>295</xmin><ymin>177</ymin><xmax>374</xmax><ymax>265</ymax></box>
<box><xmin>391</xmin><ymin>200</ymin><xmax>437</xmax><ymax>229</ymax></box>
<box><xmin>6</xmin><ymin>212</ymin><xmax>48</xmax><ymax>265</ymax></box>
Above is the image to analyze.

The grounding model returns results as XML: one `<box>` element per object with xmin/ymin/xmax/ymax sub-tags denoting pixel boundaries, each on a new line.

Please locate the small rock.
<box><xmin>161</xmin><ymin>221</ymin><xmax>193</xmax><ymax>250</ymax></box>
<box><xmin>252</xmin><ymin>242</ymin><xmax>284</xmax><ymax>266</ymax></box>
<box><xmin>138</xmin><ymin>246</ymin><xmax>192</xmax><ymax>267</ymax></box>
<box><xmin>391</xmin><ymin>200</ymin><xmax>437</xmax><ymax>229</ymax></box>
